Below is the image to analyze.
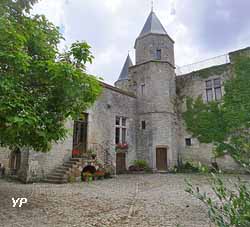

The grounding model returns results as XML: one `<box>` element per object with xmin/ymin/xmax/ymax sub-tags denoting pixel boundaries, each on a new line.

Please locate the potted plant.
<box><xmin>87</xmin><ymin>149</ymin><xmax>97</xmax><ymax>159</ymax></box>
<box><xmin>116</xmin><ymin>143</ymin><xmax>128</xmax><ymax>149</ymax></box>
<box><xmin>72</xmin><ymin>149</ymin><xmax>80</xmax><ymax>157</ymax></box>
<box><xmin>82</xmin><ymin>172</ymin><xmax>93</xmax><ymax>182</ymax></box>
<box><xmin>95</xmin><ymin>170</ymin><xmax>105</xmax><ymax>180</ymax></box>
<box><xmin>116</xmin><ymin>143</ymin><xmax>129</xmax><ymax>153</ymax></box>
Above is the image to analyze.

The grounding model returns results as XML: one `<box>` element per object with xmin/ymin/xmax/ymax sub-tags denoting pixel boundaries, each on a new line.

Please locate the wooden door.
<box><xmin>10</xmin><ymin>149</ymin><xmax>21</xmax><ymax>175</ymax></box>
<box><xmin>73</xmin><ymin>113</ymin><xmax>88</xmax><ymax>157</ymax></box>
<box><xmin>116</xmin><ymin>152</ymin><xmax>126</xmax><ymax>174</ymax></box>
<box><xmin>156</xmin><ymin>148</ymin><xmax>167</xmax><ymax>171</ymax></box>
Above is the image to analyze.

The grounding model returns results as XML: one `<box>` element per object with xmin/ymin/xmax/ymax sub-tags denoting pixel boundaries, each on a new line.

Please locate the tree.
<box><xmin>0</xmin><ymin>0</ymin><xmax>102</xmax><ymax>152</ymax></box>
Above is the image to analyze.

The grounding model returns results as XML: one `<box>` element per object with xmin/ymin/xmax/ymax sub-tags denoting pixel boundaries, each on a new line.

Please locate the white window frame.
<box><xmin>205</xmin><ymin>78</ymin><xmax>222</xmax><ymax>102</ymax></box>
<box><xmin>115</xmin><ymin>116</ymin><xmax>127</xmax><ymax>144</ymax></box>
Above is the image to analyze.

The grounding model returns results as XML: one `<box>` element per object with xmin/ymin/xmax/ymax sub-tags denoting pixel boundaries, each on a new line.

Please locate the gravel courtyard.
<box><xmin>0</xmin><ymin>174</ymin><xmax>246</xmax><ymax>227</ymax></box>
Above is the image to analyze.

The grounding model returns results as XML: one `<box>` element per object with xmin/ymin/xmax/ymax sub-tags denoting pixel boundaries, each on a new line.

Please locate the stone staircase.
<box><xmin>45</xmin><ymin>158</ymin><xmax>82</xmax><ymax>184</ymax></box>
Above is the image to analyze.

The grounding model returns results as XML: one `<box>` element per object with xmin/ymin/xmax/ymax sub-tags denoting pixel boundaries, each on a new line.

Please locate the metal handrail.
<box><xmin>176</xmin><ymin>54</ymin><xmax>230</xmax><ymax>76</ymax></box>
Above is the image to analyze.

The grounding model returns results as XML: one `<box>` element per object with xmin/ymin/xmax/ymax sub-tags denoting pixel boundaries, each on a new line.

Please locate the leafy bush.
<box><xmin>172</xmin><ymin>161</ymin><xmax>202</xmax><ymax>173</ymax></box>
<box><xmin>133</xmin><ymin>160</ymin><xmax>149</xmax><ymax>170</ymax></box>
<box><xmin>68</xmin><ymin>175</ymin><xmax>76</xmax><ymax>183</ymax></box>
<box><xmin>186</xmin><ymin>174</ymin><xmax>250</xmax><ymax>227</ymax></box>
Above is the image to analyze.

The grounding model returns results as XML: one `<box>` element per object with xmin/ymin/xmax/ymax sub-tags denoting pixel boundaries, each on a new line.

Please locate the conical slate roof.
<box><xmin>139</xmin><ymin>11</ymin><xmax>167</xmax><ymax>37</ymax></box>
<box><xmin>117</xmin><ymin>55</ymin><xmax>133</xmax><ymax>81</ymax></box>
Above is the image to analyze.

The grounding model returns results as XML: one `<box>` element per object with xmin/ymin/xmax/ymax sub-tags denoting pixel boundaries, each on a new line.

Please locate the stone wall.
<box><xmin>114</xmin><ymin>79</ymin><xmax>130</xmax><ymax>92</ymax></box>
<box><xmin>0</xmin><ymin>121</ymin><xmax>73</xmax><ymax>182</ymax></box>
<box><xmin>0</xmin><ymin>84</ymin><xmax>137</xmax><ymax>181</ymax></box>
<box><xmin>135</xmin><ymin>33</ymin><xmax>174</xmax><ymax>66</ymax></box>
<box><xmin>0</xmin><ymin>147</ymin><xmax>11</xmax><ymax>175</ymax></box>
<box><xmin>176</xmin><ymin>62</ymin><xmax>242</xmax><ymax>171</ymax></box>
<box><xmin>86</xmin><ymin>85</ymin><xmax>137</xmax><ymax>172</ymax></box>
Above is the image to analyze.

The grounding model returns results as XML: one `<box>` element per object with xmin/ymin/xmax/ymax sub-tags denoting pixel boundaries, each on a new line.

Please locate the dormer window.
<box><xmin>156</xmin><ymin>49</ymin><xmax>162</xmax><ymax>60</ymax></box>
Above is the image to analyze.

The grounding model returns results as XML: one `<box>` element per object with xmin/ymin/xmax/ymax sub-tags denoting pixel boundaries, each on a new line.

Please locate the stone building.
<box><xmin>0</xmin><ymin>10</ymin><xmax>249</xmax><ymax>182</ymax></box>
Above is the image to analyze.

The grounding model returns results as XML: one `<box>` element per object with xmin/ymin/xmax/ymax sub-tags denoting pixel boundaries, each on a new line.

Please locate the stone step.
<box><xmin>64</xmin><ymin>160</ymin><xmax>80</xmax><ymax>166</ymax></box>
<box><xmin>70</xmin><ymin>158</ymin><xmax>82</xmax><ymax>162</ymax></box>
<box><xmin>45</xmin><ymin>179</ymin><xmax>67</xmax><ymax>184</ymax></box>
<box><xmin>46</xmin><ymin>157</ymin><xmax>84</xmax><ymax>184</ymax></box>
<box><xmin>48</xmin><ymin>172</ymin><xmax>66</xmax><ymax>178</ymax></box>
<box><xmin>63</xmin><ymin>163</ymin><xmax>75</xmax><ymax>168</ymax></box>
<box><xmin>57</xmin><ymin>166</ymin><xmax>71</xmax><ymax>171</ymax></box>
<box><xmin>54</xmin><ymin>170</ymin><xmax>69</xmax><ymax>175</ymax></box>
<box><xmin>47</xmin><ymin>175</ymin><xmax>67</xmax><ymax>181</ymax></box>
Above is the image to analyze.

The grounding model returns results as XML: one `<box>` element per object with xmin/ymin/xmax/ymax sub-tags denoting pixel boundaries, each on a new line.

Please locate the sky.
<box><xmin>33</xmin><ymin>0</ymin><xmax>250</xmax><ymax>85</ymax></box>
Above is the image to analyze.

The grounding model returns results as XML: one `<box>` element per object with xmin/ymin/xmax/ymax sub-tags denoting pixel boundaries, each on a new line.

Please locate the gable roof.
<box><xmin>139</xmin><ymin>11</ymin><xmax>167</xmax><ymax>37</ymax></box>
<box><xmin>117</xmin><ymin>54</ymin><xmax>133</xmax><ymax>81</ymax></box>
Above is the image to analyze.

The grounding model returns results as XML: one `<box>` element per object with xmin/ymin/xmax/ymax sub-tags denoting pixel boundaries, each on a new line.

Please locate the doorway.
<box><xmin>73</xmin><ymin>113</ymin><xmax>88</xmax><ymax>157</ymax></box>
<box><xmin>10</xmin><ymin>149</ymin><xmax>21</xmax><ymax>175</ymax></box>
<box><xmin>116</xmin><ymin>152</ymin><xmax>126</xmax><ymax>174</ymax></box>
<box><xmin>156</xmin><ymin>147</ymin><xmax>167</xmax><ymax>171</ymax></box>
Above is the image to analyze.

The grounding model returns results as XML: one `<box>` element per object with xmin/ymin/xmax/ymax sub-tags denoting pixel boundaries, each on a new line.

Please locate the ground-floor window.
<box><xmin>115</xmin><ymin>116</ymin><xmax>127</xmax><ymax>144</ymax></box>
<box><xmin>185</xmin><ymin>138</ymin><xmax>192</xmax><ymax>146</ymax></box>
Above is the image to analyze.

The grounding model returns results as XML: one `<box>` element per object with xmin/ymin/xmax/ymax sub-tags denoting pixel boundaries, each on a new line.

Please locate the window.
<box><xmin>115</xmin><ymin>117</ymin><xmax>127</xmax><ymax>144</ymax></box>
<box><xmin>206</xmin><ymin>78</ymin><xmax>222</xmax><ymax>102</ymax></box>
<box><xmin>141</xmin><ymin>84</ymin><xmax>145</xmax><ymax>96</ymax></box>
<box><xmin>141</xmin><ymin>121</ymin><xmax>146</xmax><ymax>130</ymax></box>
<box><xmin>214</xmin><ymin>78</ymin><xmax>222</xmax><ymax>101</ymax></box>
<box><xmin>156</xmin><ymin>49</ymin><xmax>161</xmax><ymax>60</ymax></box>
<box><xmin>185</xmin><ymin>138</ymin><xmax>192</xmax><ymax>146</ymax></box>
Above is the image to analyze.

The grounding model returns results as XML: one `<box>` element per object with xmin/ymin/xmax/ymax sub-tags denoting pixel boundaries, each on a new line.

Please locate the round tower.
<box><xmin>131</xmin><ymin>10</ymin><xmax>177</xmax><ymax>170</ymax></box>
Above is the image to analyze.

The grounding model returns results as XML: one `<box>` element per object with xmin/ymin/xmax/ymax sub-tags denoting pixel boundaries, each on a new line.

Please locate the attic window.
<box><xmin>156</xmin><ymin>49</ymin><xmax>161</xmax><ymax>60</ymax></box>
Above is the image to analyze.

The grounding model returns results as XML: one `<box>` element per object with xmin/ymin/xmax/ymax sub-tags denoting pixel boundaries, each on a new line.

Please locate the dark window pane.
<box><xmin>215</xmin><ymin>87</ymin><xmax>222</xmax><ymax>100</ymax></box>
<box><xmin>185</xmin><ymin>138</ymin><xmax>192</xmax><ymax>146</ymax></box>
<box><xmin>115</xmin><ymin>127</ymin><xmax>120</xmax><ymax>144</ymax></box>
<box><xmin>206</xmin><ymin>80</ymin><xmax>212</xmax><ymax>88</ymax></box>
<box><xmin>206</xmin><ymin>88</ymin><xmax>213</xmax><ymax>102</ymax></box>
<box><xmin>214</xmin><ymin>78</ymin><xmax>221</xmax><ymax>87</ymax></box>
<box><xmin>122</xmin><ymin>128</ymin><xmax>126</xmax><ymax>143</ymax></box>
<box><xmin>141</xmin><ymin>121</ymin><xmax>146</xmax><ymax>130</ymax></box>
<box><xmin>116</xmin><ymin>117</ymin><xmax>120</xmax><ymax>125</ymax></box>
<box><xmin>156</xmin><ymin>49</ymin><xmax>161</xmax><ymax>60</ymax></box>
<box><xmin>79</xmin><ymin>123</ymin><xmax>84</xmax><ymax>143</ymax></box>
<box><xmin>122</xmin><ymin>117</ymin><xmax>126</xmax><ymax>126</ymax></box>
<box><xmin>141</xmin><ymin>84</ymin><xmax>145</xmax><ymax>96</ymax></box>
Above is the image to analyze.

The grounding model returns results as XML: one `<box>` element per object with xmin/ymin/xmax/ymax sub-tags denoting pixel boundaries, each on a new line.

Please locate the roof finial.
<box><xmin>151</xmin><ymin>0</ymin><xmax>154</xmax><ymax>12</ymax></box>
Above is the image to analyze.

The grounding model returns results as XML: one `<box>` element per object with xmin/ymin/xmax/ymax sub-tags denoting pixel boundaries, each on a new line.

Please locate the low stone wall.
<box><xmin>0</xmin><ymin>147</ymin><xmax>11</xmax><ymax>175</ymax></box>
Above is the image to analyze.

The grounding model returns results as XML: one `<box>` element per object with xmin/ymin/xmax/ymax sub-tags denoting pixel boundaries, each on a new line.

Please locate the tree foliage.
<box><xmin>183</xmin><ymin>55</ymin><xmax>250</xmax><ymax>168</ymax></box>
<box><xmin>0</xmin><ymin>0</ymin><xmax>102</xmax><ymax>152</ymax></box>
<box><xmin>186</xmin><ymin>174</ymin><xmax>250</xmax><ymax>227</ymax></box>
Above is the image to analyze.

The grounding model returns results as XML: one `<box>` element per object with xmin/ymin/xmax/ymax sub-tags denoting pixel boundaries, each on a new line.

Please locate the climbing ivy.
<box><xmin>193</xmin><ymin>64</ymin><xmax>229</xmax><ymax>79</ymax></box>
<box><xmin>183</xmin><ymin>55</ymin><xmax>250</xmax><ymax>169</ymax></box>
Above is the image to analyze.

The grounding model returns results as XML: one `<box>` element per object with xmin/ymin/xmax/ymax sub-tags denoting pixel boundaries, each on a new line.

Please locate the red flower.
<box><xmin>116</xmin><ymin>143</ymin><xmax>128</xmax><ymax>149</ymax></box>
<box><xmin>72</xmin><ymin>149</ymin><xmax>80</xmax><ymax>156</ymax></box>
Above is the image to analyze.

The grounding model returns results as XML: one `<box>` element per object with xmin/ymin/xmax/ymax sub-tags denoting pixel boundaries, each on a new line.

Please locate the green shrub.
<box><xmin>186</xmin><ymin>174</ymin><xmax>250</xmax><ymax>227</ymax></box>
<box><xmin>68</xmin><ymin>175</ymin><xmax>76</xmax><ymax>183</ymax></box>
<box><xmin>133</xmin><ymin>160</ymin><xmax>149</xmax><ymax>170</ymax></box>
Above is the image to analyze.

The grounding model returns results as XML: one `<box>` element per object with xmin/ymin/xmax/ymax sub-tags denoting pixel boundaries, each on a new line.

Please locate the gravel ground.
<box><xmin>0</xmin><ymin>174</ymin><xmax>247</xmax><ymax>227</ymax></box>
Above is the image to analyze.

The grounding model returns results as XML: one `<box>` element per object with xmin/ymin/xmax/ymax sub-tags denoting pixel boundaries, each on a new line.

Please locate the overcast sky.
<box><xmin>33</xmin><ymin>0</ymin><xmax>250</xmax><ymax>84</ymax></box>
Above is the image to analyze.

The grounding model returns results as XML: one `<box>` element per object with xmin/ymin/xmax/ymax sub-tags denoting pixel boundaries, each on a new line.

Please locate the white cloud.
<box><xmin>32</xmin><ymin>0</ymin><xmax>250</xmax><ymax>84</ymax></box>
